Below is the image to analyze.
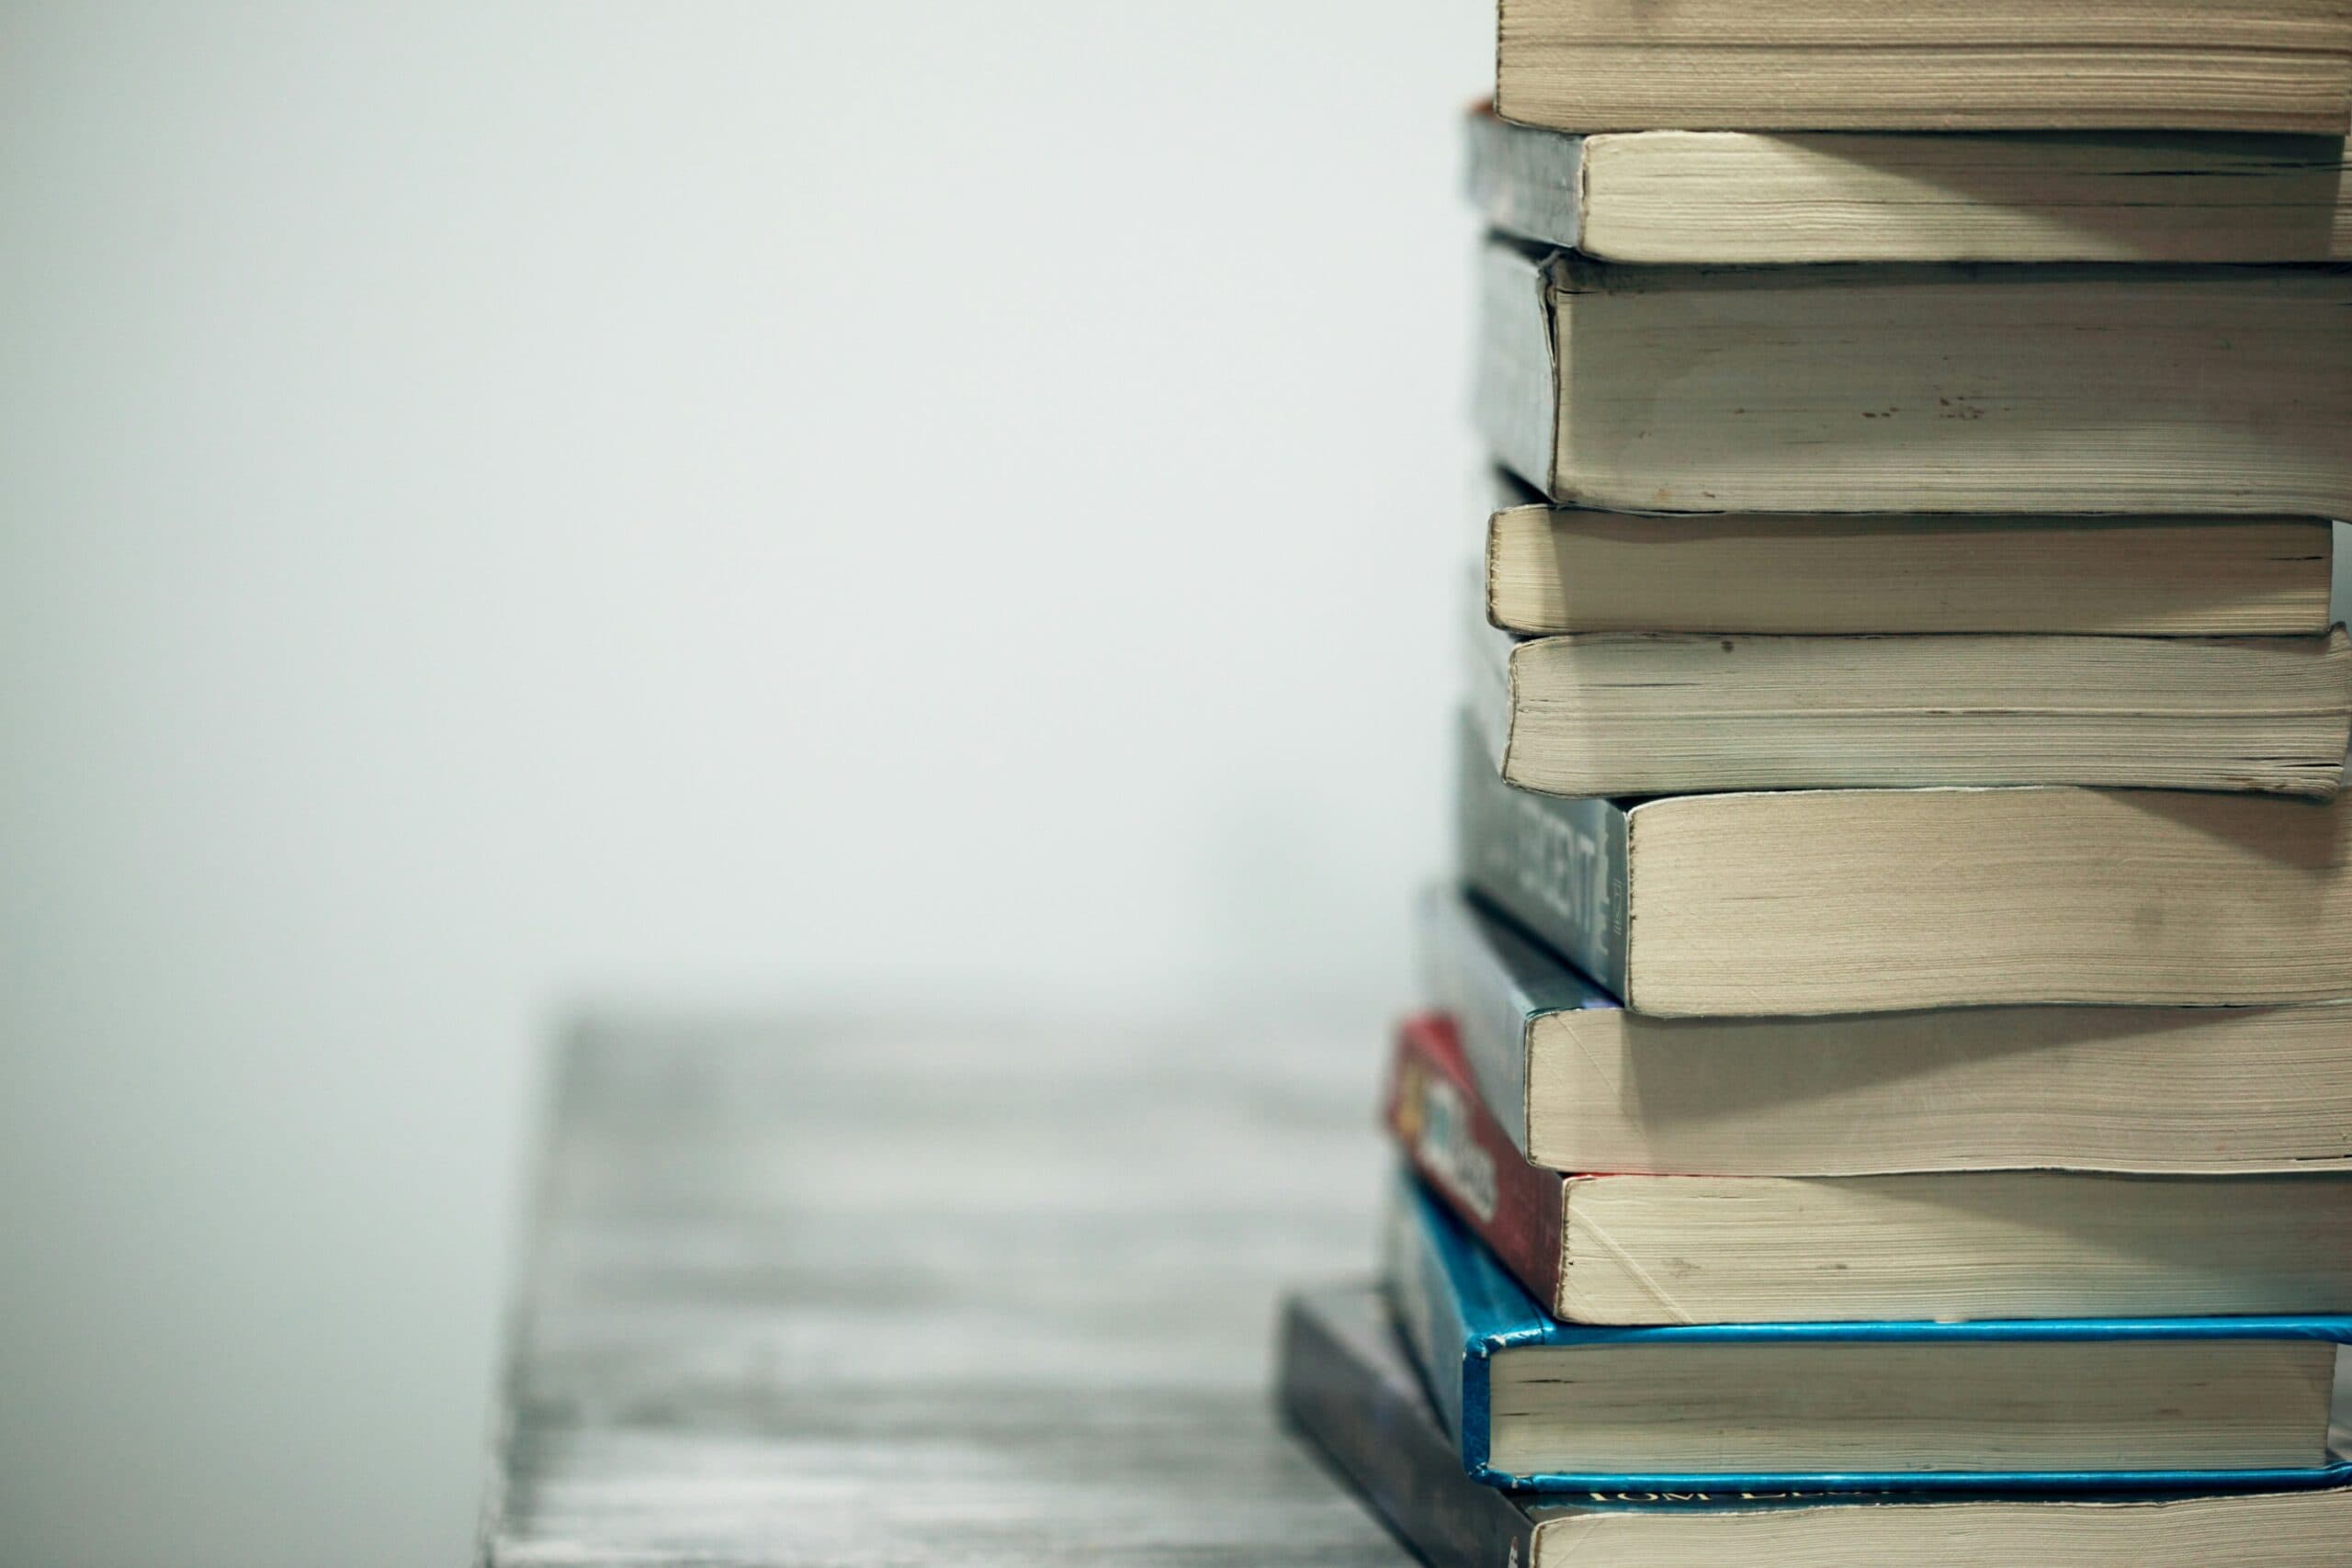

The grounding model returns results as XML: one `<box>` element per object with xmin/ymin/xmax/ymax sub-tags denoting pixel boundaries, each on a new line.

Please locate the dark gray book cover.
<box><xmin>1452</xmin><ymin>709</ymin><xmax>1628</xmax><ymax>1000</ymax></box>
<box><xmin>1471</xmin><ymin>238</ymin><xmax>1563</xmax><ymax>502</ymax></box>
<box><xmin>1464</xmin><ymin>107</ymin><xmax>1583</xmax><ymax>253</ymax></box>
<box><xmin>1277</xmin><ymin>1286</ymin><xmax>1536</xmax><ymax>1568</ymax></box>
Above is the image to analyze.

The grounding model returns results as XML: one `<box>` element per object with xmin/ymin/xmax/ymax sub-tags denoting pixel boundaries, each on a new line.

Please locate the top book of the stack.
<box><xmin>1498</xmin><ymin>0</ymin><xmax>2352</xmax><ymax>134</ymax></box>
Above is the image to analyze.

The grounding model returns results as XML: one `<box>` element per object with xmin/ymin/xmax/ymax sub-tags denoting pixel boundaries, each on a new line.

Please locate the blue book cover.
<box><xmin>1385</xmin><ymin>1172</ymin><xmax>2352</xmax><ymax>1495</ymax></box>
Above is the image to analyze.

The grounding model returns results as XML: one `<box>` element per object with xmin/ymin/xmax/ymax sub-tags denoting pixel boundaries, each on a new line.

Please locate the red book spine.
<box><xmin>1384</xmin><ymin>1012</ymin><xmax>1566</xmax><ymax>1314</ymax></box>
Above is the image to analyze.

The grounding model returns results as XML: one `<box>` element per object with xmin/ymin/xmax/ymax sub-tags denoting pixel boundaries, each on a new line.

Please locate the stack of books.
<box><xmin>1277</xmin><ymin>3</ymin><xmax>2352</xmax><ymax>1563</ymax></box>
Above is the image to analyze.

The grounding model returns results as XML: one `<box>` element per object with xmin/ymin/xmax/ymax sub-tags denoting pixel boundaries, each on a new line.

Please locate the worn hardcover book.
<box><xmin>1482</xmin><ymin>473</ymin><xmax>2336</xmax><ymax>637</ymax></box>
<box><xmin>1475</xmin><ymin>239</ymin><xmax>2352</xmax><ymax>516</ymax></box>
<box><xmin>1453</xmin><ymin>713</ymin><xmax>2352</xmax><ymax>1015</ymax></box>
<box><xmin>1277</xmin><ymin>1283</ymin><xmax>2352</xmax><ymax>1568</ymax></box>
<box><xmin>1383</xmin><ymin>1173</ymin><xmax>2352</xmax><ymax>1494</ymax></box>
<box><xmin>1419</xmin><ymin>887</ymin><xmax>2352</xmax><ymax>1177</ymax></box>
<box><xmin>1466</xmin><ymin>601</ymin><xmax>2352</xmax><ymax>798</ymax></box>
<box><xmin>1386</xmin><ymin>1008</ymin><xmax>2352</xmax><ymax>1325</ymax></box>
<box><xmin>1465</xmin><ymin>107</ymin><xmax>2352</xmax><ymax>265</ymax></box>
<box><xmin>1495</xmin><ymin>0</ymin><xmax>2352</xmax><ymax>134</ymax></box>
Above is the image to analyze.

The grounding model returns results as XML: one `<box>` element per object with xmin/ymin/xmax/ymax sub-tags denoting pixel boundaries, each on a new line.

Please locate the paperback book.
<box><xmin>1480</xmin><ymin>470</ymin><xmax>2337</xmax><ymax>638</ymax></box>
<box><xmin>1464</xmin><ymin>107</ymin><xmax>2352</xmax><ymax>265</ymax></box>
<box><xmin>1384</xmin><ymin>1172</ymin><xmax>2352</xmax><ymax>1494</ymax></box>
<box><xmin>1453</xmin><ymin>711</ymin><xmax>2352</xmax><ymax>1015</ymax></box>
<box><xmin>1493</xmin><ymin>0</ymin><xmax>2352</xmax><ymax>134</ymax></box>
<box><xmin>1279</xmin><ymin>1283</ymin><xmax>2352</xmax><ymax>1568</ymax></box>
<box><xmin>1475</xmin><ymin>239</ymin><xmax>2352</xmax><ymax>516</ymax></box>
<box><xmin>1468</xmin><ymin>603</ymin><xmax>2352</xmax><ymax>797</ymax></box>
<box><xmin>1386</xmin><ymin>1006</ymin><xmax>2352</xmax><ymax>1325</ymax></box>
<box><xmin>1417</xmin><ymin>886</ymin><xmax>2352</xmax><ymax>1176</ymax></box>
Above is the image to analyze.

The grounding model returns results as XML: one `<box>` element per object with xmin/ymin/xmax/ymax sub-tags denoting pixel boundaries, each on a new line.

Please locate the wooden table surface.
<box><xmin>475</xmin><ymin>1012</ymin><xmax>1413</xmax><ymax>1566</ymax></box>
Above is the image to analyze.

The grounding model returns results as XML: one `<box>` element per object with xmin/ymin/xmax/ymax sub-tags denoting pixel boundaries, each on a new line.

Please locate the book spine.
<box><xmin>1275</xmin><ymin>1294</ymin><xmax>1538</xmax><ymax>1568</ymax></box>
<box><xmin>1464</xmin><ymin>108</ymin><xmax>1584</xmax><ymax>254</ymax></box>
<box><xmin>1386</xmin><ymin>1015</ymin><xmax>1568</xmax><ymax>1315</ymax></box>
<box><xmin>1416</xmin><ymin>891</ymin><xmax>1533</xmax><ymax>1157</ymax></box>
<box><xmin>1380</xmin><ymin>1173</ymin><xmax>1481</xmax><ymax>1471</ymax></box>
<box><xmin>1473</xmin><ymin>238</ymin><xmax>1565</xmax><ymax>499</ymax></box>
<box><xmin>1453</xmin><ymin>711</ymin><xmax>1631</xmax><ymax>998</ymax></box>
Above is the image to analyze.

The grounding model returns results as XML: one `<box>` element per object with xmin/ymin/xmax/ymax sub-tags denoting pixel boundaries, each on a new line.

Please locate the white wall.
<box><xmin>0</xmin><ymin>6</ymin><xmax>1483</xmax><ymax>1565</ymax></box>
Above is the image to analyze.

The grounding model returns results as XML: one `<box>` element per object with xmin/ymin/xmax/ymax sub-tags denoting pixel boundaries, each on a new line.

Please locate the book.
<box><xmin>1482</xmin><ymin>476</ymin><xmax>2336</xmax><ymax>637</ymax></box>
<box><xmin>1420</xmin><ymin>886</ymin><xmax>2352</xmax><ymax>1177</ymax></box>
<box><xmin>1467</xmin><ymin>607</ymin><xmax>2352</xmax><ymax>798</ymax></box>
<box><xmin>1383</xmin><ymin>1171</ymin><xmax>2352</xmax><ymax>1493</ymax></box>
<box><xmin>1494</xmin><ymin>0</ymin><xmax>2352</xmax><ymax>135</ymax></box>
<box><xmin>1475</xmin><ymin>239</ymin><xmax>2352</xmax><ymax>516</ymax></box>
<box><xmin>1277</xmin><ymin>1282</ymin><xmax>2352</xmax><ymax>1568</ymax></box>
<box><xmin>1386</xmin><ymin>1008</ymin><xmax>2352</xmax><ymax>1325</ymax></box>
<box><xmin>1453</xmin><ymin>713</ymin><xmax>2352</xmax><ymax>1015</ymax></box>
<box><xmin>1465</xmin><ymin>107</ymin><xmax>2352</xmax><ymax>265</ymax></box>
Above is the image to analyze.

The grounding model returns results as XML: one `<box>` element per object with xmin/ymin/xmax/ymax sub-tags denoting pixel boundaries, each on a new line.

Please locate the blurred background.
<box><xmin>0</xmin><ymin>4</ymin><xmax>1486</xmax><ymax>1565</ymax></box>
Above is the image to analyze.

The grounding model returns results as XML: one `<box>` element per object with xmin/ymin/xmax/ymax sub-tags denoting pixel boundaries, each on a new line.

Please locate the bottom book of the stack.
<box><xmin>1276</xmin><ymin>1283</ymin><xmax>2352</xmax><ymax>1568</ymax></box>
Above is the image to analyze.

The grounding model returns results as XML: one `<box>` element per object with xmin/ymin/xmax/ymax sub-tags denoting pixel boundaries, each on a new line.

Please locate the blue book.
<box><xmin>1278</xmin><ymin>1283</ymin><xmax>2352</xmax><ymax>1568</ymax></box>
<box><xmin>1385</xmin><ymin>1172</ymin><xmax>2352</xmax><ymax>1495</ymax></box>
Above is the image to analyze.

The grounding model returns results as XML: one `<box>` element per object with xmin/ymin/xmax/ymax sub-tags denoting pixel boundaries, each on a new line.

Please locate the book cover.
<box><xmin>1385</xmin><ymin>1010</ymin><xmax>1566</xmax><ymax>1311</ymax></box>
<box><xmin>1414</xmin><ymin>884</ymin><xmax>1616</xmax><ymax>1164</ymax></box>
<box><xmin>1276</xmin><ymin>1285</ymin><xmax>1540</xmax><ymax>1568</ymax></box>
<box><xmin>1463</xmin><ymin>105</ymin><xmax>1582</xmax><ymax>254</ymax></box>
<box><xmin>1385</xmin><ymin>1172</ymin><xmax>2352</xmax><ymax>1495</ymax></box>
<box><xmin>1453</xmin><ymin>708</ymin><xmax>1629</xmax><ymax>998</ymax></box>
